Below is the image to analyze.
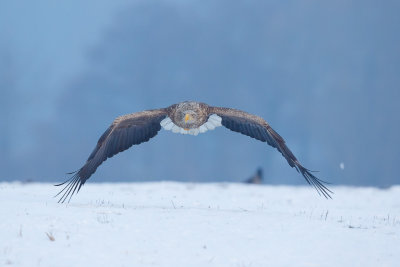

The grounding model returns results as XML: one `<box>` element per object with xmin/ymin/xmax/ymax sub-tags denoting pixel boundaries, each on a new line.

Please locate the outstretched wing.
<box><xmin>209</xmin><ymin>106</ymin><xmax>332</xmax><ymax>198</ymax></box>
<box><xmin>55</xmin><ymin>109</ymin><xmax>168</xmax><ymax>203</ymax></box>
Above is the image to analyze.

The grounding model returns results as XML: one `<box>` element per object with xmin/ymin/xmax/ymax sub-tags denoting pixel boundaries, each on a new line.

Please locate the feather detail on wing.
<box><xmin>209</xmin><ymin>106</ymin><xmax>332</xmax><ymax>198</ymax></box>
<box><xmin>55</xmin><ymin>109</ymin><xmax>167</xmax><ymax>203</ymax></box>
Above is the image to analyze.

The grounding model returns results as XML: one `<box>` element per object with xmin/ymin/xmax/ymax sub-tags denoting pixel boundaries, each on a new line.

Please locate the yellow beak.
<box><xmin>184</xmin><ymin>114</ymin><xmax>192</xmax><ymax>123</ymax></box>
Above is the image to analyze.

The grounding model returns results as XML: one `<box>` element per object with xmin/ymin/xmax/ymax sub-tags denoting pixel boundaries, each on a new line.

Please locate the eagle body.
<box><xmin>167</xmin><ymin>101</ymin><xmax>209</xmax><ymax>128</ymax></box>
<box><xmin>161</xmin><ymin>102</ymin><xmax>221</xmax><ymax>135</ymax></box>
<box><xmin>56</xmin><ymin>101</ymin><xmax>332</xmax><ymax>202</ymax></box>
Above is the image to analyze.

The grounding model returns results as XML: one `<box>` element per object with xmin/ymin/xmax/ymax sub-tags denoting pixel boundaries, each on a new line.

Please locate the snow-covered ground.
<box><xmin>1</xmin><ymin>182</ymin><xmax>399</xmax><ymax>267</ymax></box>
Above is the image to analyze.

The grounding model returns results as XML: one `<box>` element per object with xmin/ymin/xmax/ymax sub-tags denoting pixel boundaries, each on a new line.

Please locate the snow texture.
<box><xmin>1</xmin><ymin>182</ymin><xmax>399</xmax><ymax>267</ymax></box>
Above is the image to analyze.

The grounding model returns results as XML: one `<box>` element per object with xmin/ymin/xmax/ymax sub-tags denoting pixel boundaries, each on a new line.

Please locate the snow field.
<box><xmin>0</xmin><ymin>182</ymin><xmax>399</xmax><ymax>267</ymax></box>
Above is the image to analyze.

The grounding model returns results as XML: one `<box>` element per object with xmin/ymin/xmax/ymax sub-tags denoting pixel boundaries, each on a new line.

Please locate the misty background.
<box><xmin>1</xmin><ymin>0</ymin><xmax>399</xmax><ymax>187</ymax></box>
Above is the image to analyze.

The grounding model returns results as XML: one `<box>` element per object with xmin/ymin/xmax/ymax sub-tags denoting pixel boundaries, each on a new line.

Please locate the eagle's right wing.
<box><xmin>55</xmin><ymin>109</ymin><xmax>168</xmax><ymax>203</ymax></box>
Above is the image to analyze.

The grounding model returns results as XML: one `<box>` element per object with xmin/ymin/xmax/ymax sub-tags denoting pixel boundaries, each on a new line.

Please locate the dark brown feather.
<box><xmin>209</xmin><ymin>106</ymin><xmax>332</xmax><ymax>198</ymax></box>
<box><xmin>55</xmin><ymin>109</ymin><xmax>167</xmax><ymax>203</ymax></box>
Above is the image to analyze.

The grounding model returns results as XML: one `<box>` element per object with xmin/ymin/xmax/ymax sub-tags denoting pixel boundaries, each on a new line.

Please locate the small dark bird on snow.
<box><xmin>245</xmin><ymin>168</ymin><xmax>263</xmax><ymax>184</ymax></box>
<box><xmin>56</xmin><ymin>101</ymin><xmax>332</xmax><ymax>202</ymax></box>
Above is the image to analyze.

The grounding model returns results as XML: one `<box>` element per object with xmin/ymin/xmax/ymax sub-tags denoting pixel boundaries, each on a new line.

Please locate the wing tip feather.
<box><xmin>54</xmin><ymin>171</ymin><xmax>85</xmax><ymax>203</ymax></box>
<box><xmin>295</xmin><ymin>163</ymin><xmax>333</xmax><ymax>199</ymax></box>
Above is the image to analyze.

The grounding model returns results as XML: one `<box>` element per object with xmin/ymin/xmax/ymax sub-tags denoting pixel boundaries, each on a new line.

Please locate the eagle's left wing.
<box><xmin>209</xmin><ymin>106</ymin><xmax>332</xmax><ymax>198</ymax></box>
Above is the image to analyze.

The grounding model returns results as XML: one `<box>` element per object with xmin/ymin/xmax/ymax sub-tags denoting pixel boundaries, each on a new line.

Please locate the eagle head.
<box><xmin>173</xmin><ymin>101</ymin><xmax>208</xmax><ymax>128</ymax></box>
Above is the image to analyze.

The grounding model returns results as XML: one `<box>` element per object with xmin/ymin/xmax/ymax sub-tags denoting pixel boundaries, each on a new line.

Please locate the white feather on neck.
<box><xmin>160</xmin><ymin>114</ymin><xmax>222</xmax><ymax>136</ymax></box>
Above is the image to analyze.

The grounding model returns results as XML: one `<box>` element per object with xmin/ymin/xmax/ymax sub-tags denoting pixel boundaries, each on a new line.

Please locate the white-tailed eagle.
<box><xmin>56</xmin><ymin>101</ymin><xmax>332</xmax><ymax>202</ymax></box>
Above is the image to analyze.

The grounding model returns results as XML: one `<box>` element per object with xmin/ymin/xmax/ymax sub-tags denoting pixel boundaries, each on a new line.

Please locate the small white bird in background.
<box><xmin>340</xmin><ymin>162</ymin><xmax>345</xmax><ymax>170</ymax></box>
